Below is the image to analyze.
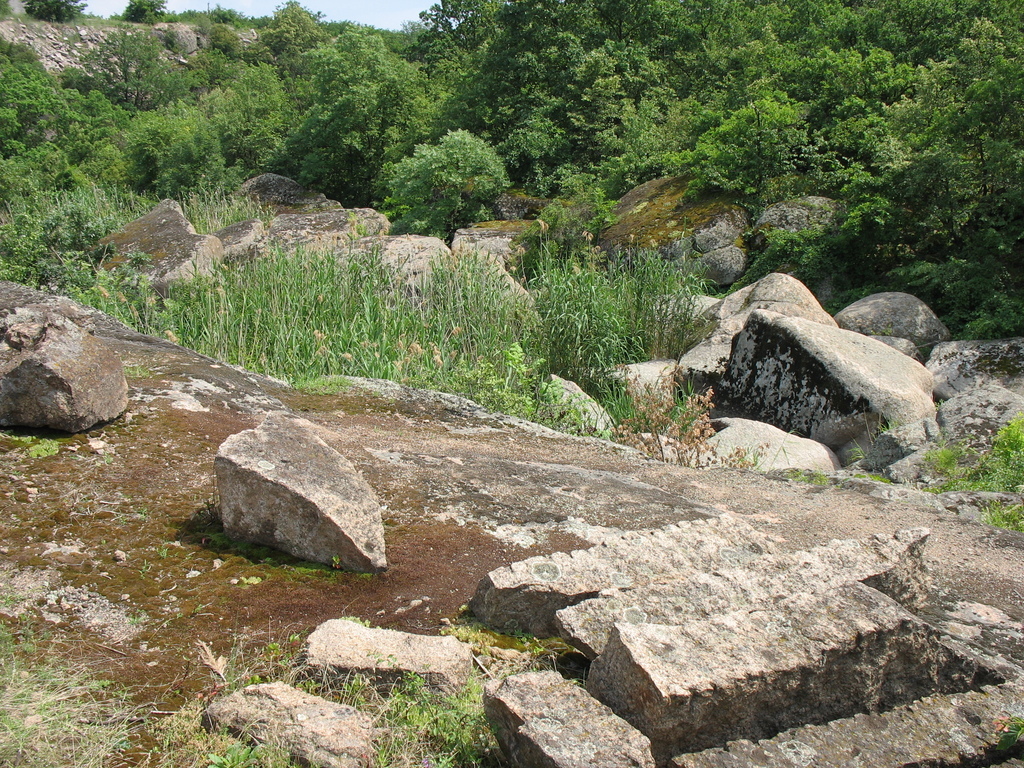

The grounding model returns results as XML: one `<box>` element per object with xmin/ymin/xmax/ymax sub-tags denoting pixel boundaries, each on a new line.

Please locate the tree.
<box><xmin>123</xmin><ymin>0</ymin><xmax>166</xmax><ymax>24</ymax></box>
<box><xmin>280</xmin><ymin>28</ymin><xmax>432</xmax><ymax>206</ymax></box>
<box><xmin>386</xmin><ymin>130</ymin><xmax>508</xmax><ymax>237</ymax></box>
<box><xmin>74</xmin><ymin>30</ymin><xmax>189</xmax><ymax>111</ymax></box>
<box><xmin>24</xmin><ymin>0</ymin><xmax>84</xmax><ymax>22</ymax></box>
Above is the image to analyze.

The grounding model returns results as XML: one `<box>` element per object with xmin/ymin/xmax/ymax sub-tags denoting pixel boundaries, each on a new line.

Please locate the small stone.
<box><xmin>186</xmin><ymin>570</ymin><xmax>201</xmax><ymax>579</ymax></box>
<box><xmin>113</xmin><ymin>550</ymin><xmax>127</xmax><ymax>562</ymax></box>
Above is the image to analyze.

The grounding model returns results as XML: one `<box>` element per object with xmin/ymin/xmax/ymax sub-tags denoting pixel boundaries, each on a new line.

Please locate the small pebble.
<box><xmin>113</xmin><ymin>550</ymin><xmax>128</xmax><ymax>562</ymax></box>
<box><xmin>185</xmin><ymin>570</ymin><xmax>201</xmax><ymax>579</ymax></box>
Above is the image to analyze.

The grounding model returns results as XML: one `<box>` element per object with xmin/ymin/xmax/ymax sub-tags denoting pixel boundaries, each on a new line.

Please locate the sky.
<box><xmin>83</xmin><ymin>0</ymin><xmax>433</xmax><ymax>30</ymax></box>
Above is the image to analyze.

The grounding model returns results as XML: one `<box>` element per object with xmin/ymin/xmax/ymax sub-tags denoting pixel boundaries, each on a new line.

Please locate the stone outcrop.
<box><xmin>751</xmin><ymin>196</ymin><xmax>842</xmax><ymax>241</ymax></box>
<box><xmin>835</xmin><ymin>291</ymin><xmax>951</xmax><ymax>348</ymax></box>
<box><xmin>344</xmin><ymin>235</ymin><xmax>452</xmax><ymax>292</ymax></box>
<box><xmin>691</xmin><ymin>246</ymin><xmax>747</xmax><ymax>287</ymax></box>
<box><xmin>936</xmin><ymin>383</ymin><xmax>1024</xmax><ymax>450</ymax></box>
<box><xmin>215</xmin><ymin>413</ymin><xmax>386</xmax><ymax>572</ymax></box>
<box><xmin>485</xmin><ymin>671</ymin><xmax>655</xmax><ymax>768</ymax></box>
<box><xmin>672</xmin><ymin>683</ymin><xmax>1024</xmax><ymax>768</ymax></box>
<box><xmin>706</xmin><ymin>417</ymin><xmax>840</xmax><ymax>473</ymax></box>
<box><xmin>204</xmin><ymin>682</ymin><xmax>374</xmax><ymax>768</ymax></box>
<box><xmin>99</xmin><ymin>199</ymin><xmax>224</xmax><ymax>296</ymax></box>
<box><xmin>471</xmin><ymin>515</ymin><xmax>776</xmax><ymax>637</ymax></box>
<box><xmin>214</xmin><ymin>219</ymin><xmax>266</xmax><ymax>264</ymax></box>
<box><xmin>546</xmin><ymin>375</ymin><xmax>614</xmax><ymax>433</ymax></box>
<box><xmin>0</xmin><ymin>305</ymin><xmax>127</xmax><ymax>432</ymax></box>
<box><xmin>450</xmin><ymin>221</ymin><xmax>531</xmax><ymax>267</ymax></box>
<box><xmin>492</xmin><ymin>191</ymin><xmax>550</xmax><ymax>221</ymax></box>
<box><xmin>262</xmin><ymin>209</ymin><xmax>391</xmax><ymax>255</ymax></box>
<box><xmin>239</xmin><ymin>173</ymin><xmax>335</xmax><ymax>212</ymax></box>
<box><xmin>928</xmin><ymin>338</ymin><xmax>1024</xmax><ymax>399</ymax></box>
<box><xmin>861</xmin><ymin>417</ymin><xmax>941</xmax><ymax>472</ymax></box>
<box><xmin>587</xmin><ymin>584</ymin><xmax>1006</xmax><ymax>764</ymax></box>
<box><xmin>677</xmin><ymin>273</ymin><xmax>836</xmax><ymax>392</ymax></box>
<box><xmin>301</xmin><ymin>619</ymin><xmax>474</xmax><ymax>692</ymax></box>
<box><xmin>553</xmin><ymin>528</ymin><xmax>929</xmax><ymax>658</ymax></box>
<box><xmin>719</xmin><ymin>310</ymin><xmax>936</xmax><ymax>449</ymax></box>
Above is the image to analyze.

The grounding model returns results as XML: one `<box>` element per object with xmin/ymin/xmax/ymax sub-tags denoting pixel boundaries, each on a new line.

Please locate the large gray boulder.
<box><xmin>214</xmin><ymin>219</ymin><xmax>266</xmax><ymax>264</ymax></box>
<box><xmin>0</xmin><ymin>306</ymin><xmax>128</xmax><ymax>432</ymax></box>
<box><xmin>204</xmin><ymin>682</ymin><xmax>374</xmax><ymax>768</ymax></box>
<box><xmin>98</xmin><ymin>199</ymin><xmax>223</xmax><ymax>296</ymax></box>
<box><xmin>239</xmin><ymin>173</ymin><xmax>334</xmax><ymax>211</ymax></box>
<box><xmin>936</xmin><ymin>383</ymin><xmax>1024</xmax><ymax>451</ymax></box>
<box><xmin>752</xmin><ymin>196</ymin><xmax>842</xmax><ymax>235</ymax></box>
<box><xmin>215</xmin><ymin>413</ymin><xmax>387</xmax><ymax>572</ymax></box>
<box><xmin>692</xmin><ymin>246</ymin><xmax>747</xmax><ymax>287</ymax></box>
<box><xmin>835</xmin><ymin>292</ymin><xmax>951</xmax><ymax>348</ymax></box>
<box><xmin>546</xmin><ymin>375</ymin><xmax>614</xmax><ymax>433</ymax></box>
<box><xmin>450</xmin><ymin>221</ymin><xmax>530</xmax><ymax>268</ymax></box>
<box><xmin>485</xmin><ymin>671</ymin><xmax>655</xmax><ymax>768</ymax></box>
<box><xmin>676</xmin><ymin>273</ymin><xmax>837</xmax><ymax>393</ymax></box>
<box><xmin>862</xmin><ymin>417</ymin><xmax>941</xmax><ymax>472</ymax></box>
<box><xmin>554</xmin><ymin>529</ymin><xmax>929</xmax><ymax>659</ymax></box>
<box><xmin>707</xmin><ymin>417</ymin><xmax>840</xmax><ymax>473</ymax></box>
<box><xmin>719</xmin><ymin>310</ymin><xmax>936</xmax><ymax>449</ymax></box>
<box><xmin>263</xmin><ymin>209</ymin><xmax>391</xmax><ymax>255</ymax></box>
<box><xmin>471</xmin><ymin>515</ymin><xmax>776</xmax><ymax>637</ymax></box>
<box><xmin>927</xmin><ymin>338</ymin><xmax>1024</xmax><ymax>399</ymax></box>
<box><xmin>301</xmin><ymin>619</ymin><xmax>474</xmax><ymax>692</ymax></box>
<box><xmin>586</xmin><ymin>584</ymin><xmax>999</xmax><ymax>764</ymax></box>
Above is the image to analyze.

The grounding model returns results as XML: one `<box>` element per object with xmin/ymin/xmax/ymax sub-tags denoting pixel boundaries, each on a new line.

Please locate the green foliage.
<box><xmin>386</xmin><ymin>130</ymin><xmax>508</xmax><ymax>237</ymax></box>
<box><xmin>0</xmin><ymin>0</ymin><xmax>11</xmax><ymax>17</ymax></box>
<box><xmin>280</xmin><ymin>28</ymin><xmax>432</xmax><ymax>206</ymax></box>
<box><xmin>996</xmin><ymin>715</ymin><xmax>1024</xmax><ymax>750</ymax></box>
<box><xmin>123</xmin><ymin>0</ymin><xmax>166</xmax><ymax>24</ymax></box>
<box><xmin>24</xmin><ymin>0</ymin><xmax>84</xmax><ymax>22</ymax></box>
<box><xmin>984</xmin><ymin>503</ymin><xmax>1024</xmax><ymax>533</ymax></box>
<box><xmin>927</xmin><ymin>415</ymin><xmax>1024</xmax><ymax>493</ymax></box>
<box><xmin>71</xmin><ymin>30</ymin><xmax>189</xmax><ymax>111</ymax></box>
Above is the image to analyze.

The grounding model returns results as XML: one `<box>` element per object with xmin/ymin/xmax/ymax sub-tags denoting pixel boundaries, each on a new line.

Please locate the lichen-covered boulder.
<box><xmin>204</xmin><ymin>682</ymin><xmax>374</xmax><ymax>768</ymax></box>
<box><xmin>927</xmin><ymin>338</ymin><xmax>1024</xmax><ymax>400</ymax></box>
<box><xmin>263</xmin><ymin>209</ymin><xmax>391</xmax><ymax>255</ymax></box>
<box><xmin>936</xmin><ymin>383</ymin><xmax>1024</xmax><ymax>450</ymax></box>
<box><xmin>215</xmin><ymin>412</ymin><xmax>387</xmax><ymax>572</ymax></box>
<box><xmin>835</xmin><ymin>292</ymin><xmax>951</xmax><ymax>348</ymax></box>
<box><xmin>214</xmin><ymin>219</ymin><xmax>266</xmax><ymax>264</ymax></box>
<box><xmin>862</xmin><ymin>418</ymin><xmax>941</xmax><ymax>472</ymax></box>
<box><xmin>450</xmin><ymin>221</ymin><xmax>531</xmax><ymax>267</ymax></box>
<box><xmin>239</xmin><ymin>173</ymin><xmax>337</xmax><ymax>212</ymax></box>
<box><xmin>0</xmin><ymin>305</ymin><xmax>128</xmax><ymax>433</ymax></box>
<box><xmin>98</xmin><ymin>199</ymin><xmax>223</xmax><ymax>296</ymax></box>
<box><xmin>752</xmin><ymin>196</ymin><xmax>843</xmax><ymax>236</ymax></box>
<box><xmin>719</xmin><ymin>310</ymin><xmax>936</xmax><ymax>449</ymax></box>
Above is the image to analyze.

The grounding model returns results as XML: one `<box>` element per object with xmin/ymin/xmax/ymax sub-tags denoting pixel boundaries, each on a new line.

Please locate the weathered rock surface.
<box><xmin>451</xmin><ymin>221</ymin><xmax>530</xmax><ymax>267</ymax></box>
<box><xmin>720</xmin><ymin>310</ymin><xmax>936</xmax><ymax>449</ymax></box>
<box><xmin>302</xmin><ymin>619</ymin><xmax>474</xmax><ymax>692</ymax></box>
<box><xmin>239</xmin><ymin>173</ymin><xmax>333</xmax><ymax>211</ymax></box>
<box><xmin>214</xmin><ymin>219</ymin><xmax>266</xmax><ymax>264</ymax></box>
<box><xmin>152</xmin><ymin>22</ymin><xmax>202</xmax><ymax>55</ymax></box>
<box><xmin>98</xmin><ymin>199</ymin><xmax>224</xmax><ymax>296</ymax></box>
<box><xmin>204</xmin><ymin>682</ymin><xmax>374</xmax><ymax>768</ymax></box>
<box><xmin>0</xmin><ymin>305</ymin><xmax>128</xmax><ymax>432</ymax></box>
<box><xmin>492</xmin><ymin>191</ymin><xmax>550</xmax><ymax>221</ymax></box>
<box><xmin>862</xmin><ymin>417</ymin><xmax>941</xmax><ymax>471</ymax></box>
<box><xmin>587</xmin><ymin>584</ymin><xmax>1007</xmax><ymax>763</ymax></box>
<box><xmin>928</xmin><ymin>338</ymin><xmax>1024</xmax><ymax>399</ymax></box>
<box><xmin>547</xmin><ymin>375</ymin><xmax>613</xmax><ymax>433</ymax></box>
<box><xmin>672</xmin><ymin>683</ymin><xmax>1024</xmax><ymax>768</ymax></box>
<box><xmin>471</xmin><ymin>515</ymin><xmax>776</xmax><ymax>637</ymax></box>
<box><xmin>752</xmin><ymin>196</ymin><xmax>842</xmax><ymax>236</ymax></box>
<box><xmin>868</xmin><ymin>334</ymin><xmax>923</xmax><ymax>360</ymax></box>
<box><xmin>263</xmin><ymin>210</ymin><xmax>391</xmax><ymax>255</ymax></box>
<box><xmin>936</xmin><ymin>383</ymin><xmax>1024</xmax><ymax>450</ymax></box>
<box><xmin>215</xmin><ymin>412</ymin><xmax>386</xmax><ymax>571</ymax></box>
<box><xmin>345</xmin><ymin>234</ymin><xmax>452</xmax><ymax>291</ymax></box>
<box><xmin>485</xmin><ymin>671</ymin><xmax>655</xmax><ymax>768</ymax></box>
<box><xmin>554</xmin><ymin>528</ymin><xmax>929</xmax><ymax>658</ymax></box>
<box><xmin>835</xmin><ymin>292</ymin><xmax>951</xmax><ymax>347</ymax></box>
<box><xmin>692</xmin><ymin>245</ymin><xmax>747</xmax><ymax>287</ymax></box>
<box><xmin>707</xmin><ymin>417</ymin><xmax>840</xmax><ymax>472</ymax></box>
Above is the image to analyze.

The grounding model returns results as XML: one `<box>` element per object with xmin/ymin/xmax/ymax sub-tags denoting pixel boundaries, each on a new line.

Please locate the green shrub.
<box><xmin>927</xmin><ymin>415</ymin><xmax>1024</xmax><ymax>494</ymax></box>
<box><xmin>123</xmin><ymin>0</ymin><xmax>166</xmax><ymax>23</ymax></box>
<box><xmin>24</xmin><ymin>0</ymin><xmax>84</xmax><ymax>22</ymax></box>
<box><xmin>386</xmin><ymin>130</ymin><xmax>509</xmax><ymax>238</ymax></box>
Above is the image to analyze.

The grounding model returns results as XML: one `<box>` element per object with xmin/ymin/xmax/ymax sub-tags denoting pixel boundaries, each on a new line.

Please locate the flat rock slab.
<box><xmin>0</xmin><ymin>305</ymin><xmax>128</xmax><ymax>432</ymax></box>
<box><xmin>302</xmin><ymin>619</ymin><xmax>474</xmax><ymax>692</ymax></box>
<box><xmin>204</xmin><ymin>682</ymin><xmax>374</xmax><ymax>768</ymax></box>
<box><xmin>720</xmin><ymin>310</ymin><xmax>935</xmax><ymax>449</ymax></box>
<box><xmin>672</xmin><ymin>683</ymin><xmax>1024</xmax><ymax>768</ymax></box>
<box><xmin>587</xmin><ymin>584</ymin><xmax>1007</xmax><ymax>763</ymax></box>
<box><xmin>263</xmin><ymin>209</ymin><xmax>391</xmax><ymax>254</ymax></box>
<box><xmin>555</xmin><ymin>528</ymin><xmax>930</xmax><ymax>658</ymax></box>
<box><xmin>485</xmin><ymin>671</ymin><xmax>655</xmax><ymax>768</ymax></box>
<box><xmin>215</xmin><ymin>412</ymin><xmax>386</xmax><ymax>571</ymax></box>
<box><xmin>471</xmin><ymin>514</ymin><xmax>777</xmax><ymax>637</ymax></box>
<box><xmin>707</xmin><ymin>417</ymin><xmax>840</xmax><ymax>473</ymax></box>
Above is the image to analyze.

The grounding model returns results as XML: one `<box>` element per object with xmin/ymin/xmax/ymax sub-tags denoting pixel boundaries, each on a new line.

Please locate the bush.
<box><xmin>386</xmin><ymin>130</ymin><xmax>509</xmax><ymax>238</ymax></box>
<box><xmin>24</xmin><ymin>0</ymin><xmax>84</xmax><ymax>22</ymax></box>
<box><xmin>123</xmin><ymin>0</ymin><xmax>166</xmax><ymax>24</ymax></box>
<box><xmin>928</xmin><ymin>415</ymin><xmax>1024</xmax><ymax>494</ymax></box>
